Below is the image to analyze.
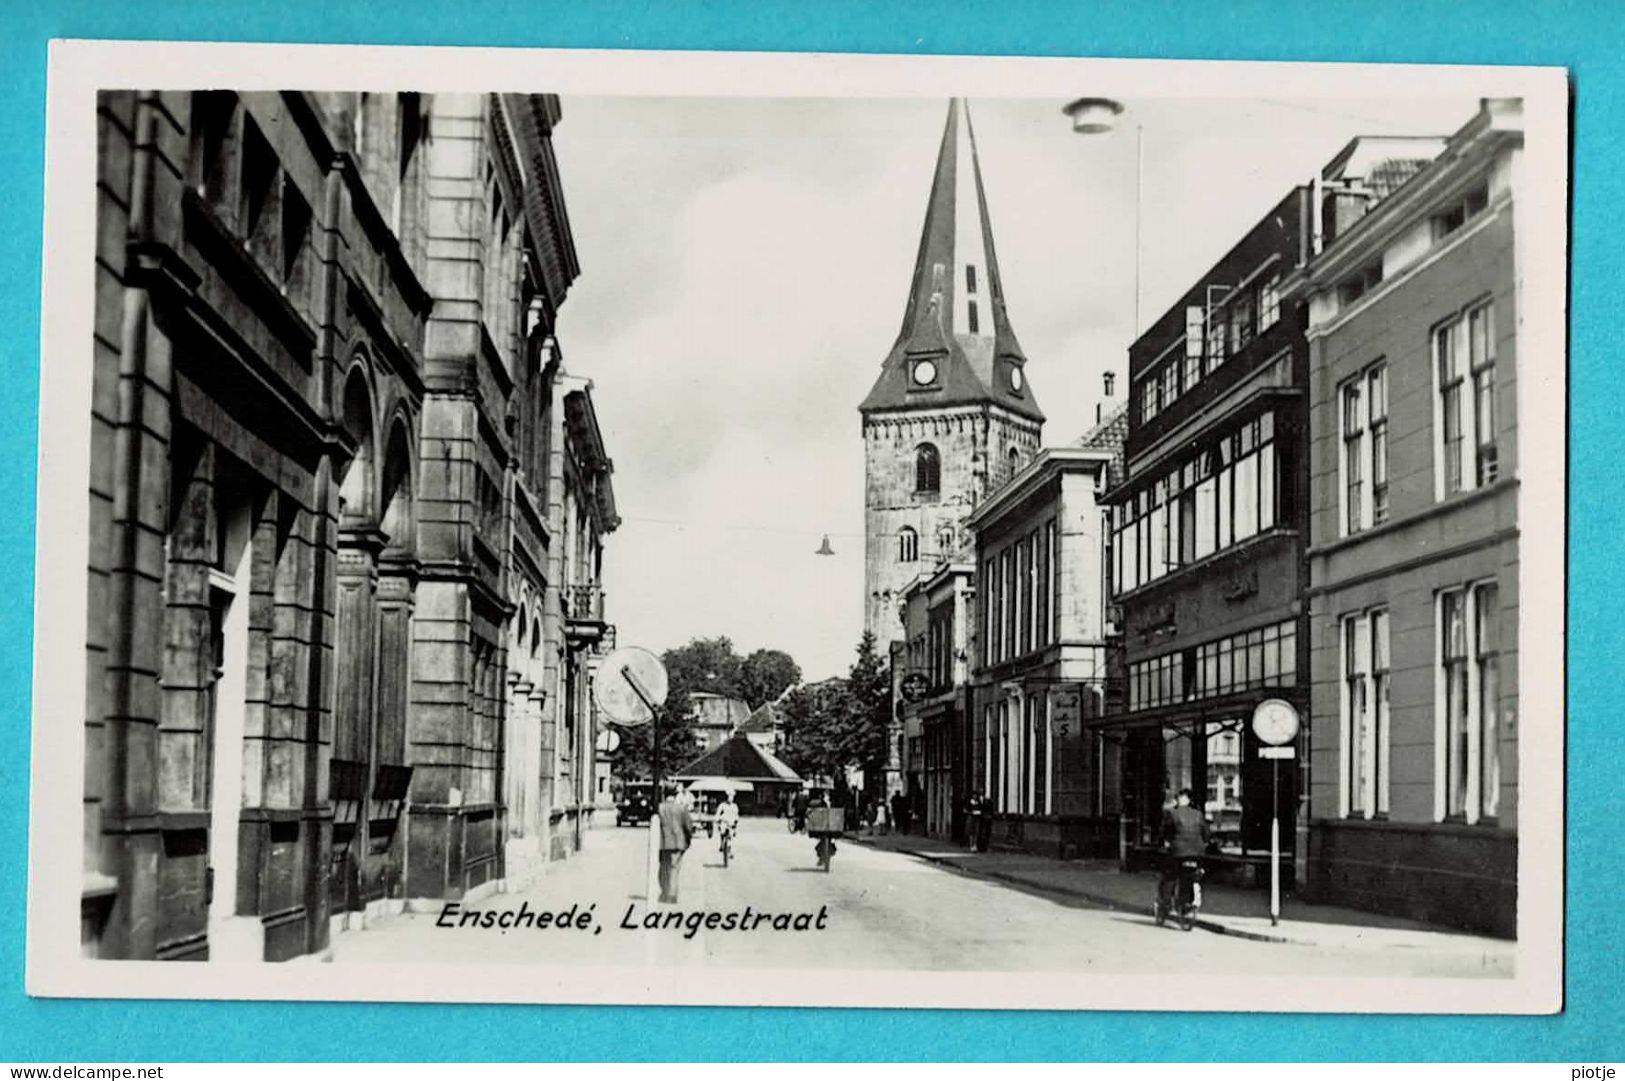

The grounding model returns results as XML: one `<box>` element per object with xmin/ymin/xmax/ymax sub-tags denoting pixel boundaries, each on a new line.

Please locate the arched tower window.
<box><xmin>1008</xmin><ymin>446</ymin><xmax>1023</xmax><ymax>481</ymax></box>
<box><xmin>898</xmin><ymin>527</ymin><xmax>919</xmax><ymax>563</ymax></box>
<box><xmin>915</xmin><ymin>443</ymin><xmax>940</xmax><ymax>494</ymax></box>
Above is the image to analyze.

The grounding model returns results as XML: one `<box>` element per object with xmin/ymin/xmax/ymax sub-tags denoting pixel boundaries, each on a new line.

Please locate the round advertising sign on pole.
<box><xmin>593</xmin><ymin>646</ymin><xmax>668</xmax><ymax>727</ymax></box>
<box><xmin>594</xmin><ymin>728</ymin><xmax>622</xmax><ymax>754</ymax></box>
<box><xmin>1251</xmin><ymin>698</ymin><xmax>1301</xmax><ymax>746</ymax></box>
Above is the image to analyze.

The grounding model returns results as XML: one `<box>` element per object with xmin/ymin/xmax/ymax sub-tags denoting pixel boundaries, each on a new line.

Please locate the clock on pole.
<box><xmin>1249</xmin><ymin>696</ymin><xmax>1300</xmax><ymax>927</ymax></box>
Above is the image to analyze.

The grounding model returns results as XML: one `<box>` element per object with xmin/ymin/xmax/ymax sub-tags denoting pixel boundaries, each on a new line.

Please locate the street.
<box><xmin>330</xmin><ymin>818</ymin><xmax>1509</xmax><ymax>978</ymax></box>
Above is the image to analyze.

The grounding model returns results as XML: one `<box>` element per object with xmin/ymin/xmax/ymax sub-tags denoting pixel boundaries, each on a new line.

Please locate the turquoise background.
<box><xmin>0</xmin><ymin>0</ymin><xmax>1616</xmax><ymax>1062</ymax></box>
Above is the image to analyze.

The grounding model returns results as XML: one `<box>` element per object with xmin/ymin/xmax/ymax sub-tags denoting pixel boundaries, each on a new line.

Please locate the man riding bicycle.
<box><xmin>1157</xmin><ymin>788</ymin><xmax>1209</xmax><ymax>916</ymax></box>
<box><xmin>716</xmin><ymin>791</ymin><xmax>741</xmax><ymax>862</ymax></box>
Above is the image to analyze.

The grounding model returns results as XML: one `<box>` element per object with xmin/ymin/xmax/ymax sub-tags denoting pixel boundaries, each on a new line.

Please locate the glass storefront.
<box><xmin>1119</xmin><ymin>716</ymin><xmax>1297</xmax><ymax>862</ymax></box>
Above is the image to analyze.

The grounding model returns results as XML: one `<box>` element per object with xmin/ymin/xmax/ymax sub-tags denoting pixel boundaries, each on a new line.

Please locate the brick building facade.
<box><xmin>1285</xmin><ymin>101</ymin><xmax>1523</xmax><ymax>936</ymax></box>
<box><xmin>1092</xmin><ymin>184</ymin><xmax>1319</xmax><ymax>880</ymax></box>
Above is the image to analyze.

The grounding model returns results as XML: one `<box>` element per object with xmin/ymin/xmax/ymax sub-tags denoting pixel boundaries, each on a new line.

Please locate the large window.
<box><xmin>1434</xmin><ymin>301</ymin><xmax>1497</xmax><ymax>499</ymax></box>
<box><xmin>1438</xmin><ymin>583</ymin><xmax>1501</xmax><ymax>823</ymax></box>
<box><xmin>1130</xmin><ymin>620</ymin><xmax>1297</xmax><ymax>712</ymax></box>
<box><xmin>1340</xmin><ymin>363</ymin><xmax>1389</xmax><ymax>534</ymax></box>
<box><xmin>1111</xmin><ymin>411</ymin><xmax>1278</xmax><ymax>594</ymax></box>
<box><xmin>915</xmin><ymin>443</ymin><xmax>940</xmax><ymax>494</ymax></box>
<box><xmin>1342</xmin><ymin>609</ymin><xmax>1390</xmax><ymax>817</ymax></box>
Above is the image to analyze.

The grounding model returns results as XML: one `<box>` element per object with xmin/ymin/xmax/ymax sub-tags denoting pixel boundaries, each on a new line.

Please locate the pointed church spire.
<box><xmin>860</xmin><ymin>99</ymin><xmax>1043</xmax><ymax>422</ymax></box>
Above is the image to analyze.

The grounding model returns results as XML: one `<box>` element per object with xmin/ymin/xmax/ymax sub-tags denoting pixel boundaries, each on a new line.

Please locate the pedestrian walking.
<box><xmin>890</xmin><ymin>790</ymin><xmax>909</xmax><ymax>836</ymax></box>
<box><xmin>656</xmin><ymin>783</ymin><xmax>694</xmax><ymax>904</ymax></box>
<box><xmin>792</xmin><ymin>787</ymin><xmax>810</xmax><ymax>834</ymax></box>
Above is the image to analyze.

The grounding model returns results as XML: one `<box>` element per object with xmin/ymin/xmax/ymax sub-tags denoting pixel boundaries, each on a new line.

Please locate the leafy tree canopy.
<box><xmin>740</xmin><ymin>648</ymin><xmax>802</xmax><ymax>709</ymax></box>
<box><xmin>776</xmin><ymin>632</ymin><xmax>891</xmax><ymax>793</ymax></box>
<box><xmin>609</xmin><ymin>636</ymin><xmax>802</xmax><ymax>783</ymax></box>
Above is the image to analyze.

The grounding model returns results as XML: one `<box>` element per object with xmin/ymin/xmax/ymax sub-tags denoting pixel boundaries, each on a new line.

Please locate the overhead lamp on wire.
<box><xmin>814</xmin><ymin>535</ymin><xmax>835</xmax><ymax>556</ymax></box>
<box><xmin>1063</xmin><ymin>96</ymin><xmax>1144</xmax><ymax>337</ymax></box>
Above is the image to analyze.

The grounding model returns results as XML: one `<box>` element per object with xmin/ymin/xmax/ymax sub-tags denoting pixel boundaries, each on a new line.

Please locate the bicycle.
<box><xmin>1153</xmin><ymin>857</ymin><xmax>1204</xmax><ymax>932</ymax></box>
<box><xmin>813</xmin><ymin>834</ymin><xmax>837</xmax><ymax>872</ymax></box>
<box><xmin>719</xmin><ymin>825</ymin><xmax>734</xmax><ymax>868</ymax></box>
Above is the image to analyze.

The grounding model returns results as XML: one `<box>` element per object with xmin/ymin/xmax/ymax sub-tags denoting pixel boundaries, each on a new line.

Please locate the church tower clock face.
<box><xmin>858</xmin><ymin>99</ymin><xmax>1046</xmax><ymax>645</ymax></box>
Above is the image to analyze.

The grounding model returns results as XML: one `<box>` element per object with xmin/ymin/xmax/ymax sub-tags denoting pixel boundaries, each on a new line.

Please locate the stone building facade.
<box><xmin>1285</xmin><ymin>101</ymin><xmax>1523</xmax><ymax>936</ymax></box>
<box><xmin>896</xmin><ymin>563</ymin><xmax>975</xmax><ymax>840</ymax></box>
<box><xmin>83</xmin><ymin>89</ymin><xmax>606</xmax><ymax>961</ymax></box>
<box><xmin>861</xmin><ymin>100</ymin><xmax>1045</xmax><ymax>650</ymax></box>
<box><xmin>965</xmin><ymin>446</ymin><xmax>1120</xmax><ymax>859</ymax></box>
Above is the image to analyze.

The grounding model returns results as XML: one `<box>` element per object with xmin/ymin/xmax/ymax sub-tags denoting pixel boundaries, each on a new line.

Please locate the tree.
<box><xmin>776</xmin><ymin>632</ymin><xmax>893</xmax><ymax>796</ymax></box>
<box><xmin>845</xmin><ymin>631</ymin><xmax>893</xmax><ymax>783</ymax></box>
<box><xmin>777</xmin><ymin>677</ymin><xmax>857</xmax><ymax>786</ymax></box>
<box><xmin>740</xmin><ymin>648</ymin><xmax>801</xmax><ymax>709</ymax></box>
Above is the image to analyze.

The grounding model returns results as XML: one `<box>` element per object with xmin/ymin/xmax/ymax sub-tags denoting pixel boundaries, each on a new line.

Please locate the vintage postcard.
<box><xmin>27</xmin><ymin>40</ymin><xmax>1567</xmax><ymax>1012</ymax></box>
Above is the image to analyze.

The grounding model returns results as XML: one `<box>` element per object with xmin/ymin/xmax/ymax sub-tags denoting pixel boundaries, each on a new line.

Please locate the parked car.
<box><xmin>615</xmin><ymin>782</ymin><xmax>656</xmax><ymax>826</ymax></box>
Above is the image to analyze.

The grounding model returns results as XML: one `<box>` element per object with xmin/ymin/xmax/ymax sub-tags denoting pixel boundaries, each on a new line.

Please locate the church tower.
<box><xmin>861</xmin><ymin>99</ymin><xmax>1045</xmax><ymax>645</ymax></box>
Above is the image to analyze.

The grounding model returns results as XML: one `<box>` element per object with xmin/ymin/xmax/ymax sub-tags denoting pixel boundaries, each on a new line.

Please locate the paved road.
<box><xmin>330</xmin><ymin>817</ymin><xmax>1509</xmax><ymax>978</ymax></box>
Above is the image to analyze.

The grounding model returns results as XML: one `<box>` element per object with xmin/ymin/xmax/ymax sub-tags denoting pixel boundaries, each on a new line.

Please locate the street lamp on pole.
<box><xmin>1063</xmin><ymin>97</ymin><xmax>1144</xmax><ymax>338</ymax></box>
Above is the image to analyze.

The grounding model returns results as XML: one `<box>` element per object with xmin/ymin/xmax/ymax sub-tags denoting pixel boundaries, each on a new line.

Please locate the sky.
<box><xmin>550</xmin><ymin>94</ymin><xmax>1481</xmax><ymax>681</ymax></box>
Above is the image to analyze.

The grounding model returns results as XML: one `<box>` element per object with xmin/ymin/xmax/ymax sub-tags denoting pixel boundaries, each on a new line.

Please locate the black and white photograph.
<box><xmin>27</xmin><ymin>42</ymin><xmax>1567</xmax><ymax>1013</ymax></box>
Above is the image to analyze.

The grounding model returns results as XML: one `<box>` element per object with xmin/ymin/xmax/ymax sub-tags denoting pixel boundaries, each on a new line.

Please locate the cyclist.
<box><xmin>1157</xmin><ymin>788</ymin><xmax>1209</xmax><ymax>918</ymax></box>
<box><xmin>716</xmin><ymin>791</ymin><xmax>741</xmax><ymax>862</ymax></box>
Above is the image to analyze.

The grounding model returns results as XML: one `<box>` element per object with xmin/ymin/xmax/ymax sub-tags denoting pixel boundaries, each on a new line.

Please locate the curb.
<box><xmin>849</xmin><ymin>835</ymin><xmax>1293</xmax><ymax>944</ymax></box>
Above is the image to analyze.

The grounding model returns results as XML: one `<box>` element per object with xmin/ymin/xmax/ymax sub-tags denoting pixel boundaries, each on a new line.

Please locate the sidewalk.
<box><xmin>850</xmin><ymin>829</ymin><xmax>1513</xmax><ymax>961</ymax></box>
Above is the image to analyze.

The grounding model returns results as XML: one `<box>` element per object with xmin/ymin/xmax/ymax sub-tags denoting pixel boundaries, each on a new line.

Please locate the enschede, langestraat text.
<box><xmin>435</xmin><ymin>900</ymin><xmax>831</xmax><ymax>940</ymax></box>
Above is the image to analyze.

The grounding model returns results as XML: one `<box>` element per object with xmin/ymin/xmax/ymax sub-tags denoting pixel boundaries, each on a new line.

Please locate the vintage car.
<box><xmin>615</xmin><ymin>782</ymin><xmax>656</xmax><ymax>826</ymax></box>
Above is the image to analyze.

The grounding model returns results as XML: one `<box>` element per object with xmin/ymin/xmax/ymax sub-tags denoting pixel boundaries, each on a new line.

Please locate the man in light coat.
<box><xmin>656</xmin><ymin>783</ymin><xmax>695</xmax><ymax>904</ymax></box>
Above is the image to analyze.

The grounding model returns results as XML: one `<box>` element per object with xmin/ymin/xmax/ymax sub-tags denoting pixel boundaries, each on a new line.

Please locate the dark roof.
<box><xmin>859</xmin><ymin>100</ymin><xmax>1044</xmax><ymax>424</ymax></box>
<box><xmin>673</xmin><ymin>733</ymin><xmax>802</xmax><ymax>783</ymax></box>
<box><xmin>1074</xmin><ymin>402</ymin><xmax>1131</xmax><ymax>487</ymax></box>
<box><xmin>737</xmin><ymin>701</ymin><xmax>782</xmax><ymax>734</ymax></box>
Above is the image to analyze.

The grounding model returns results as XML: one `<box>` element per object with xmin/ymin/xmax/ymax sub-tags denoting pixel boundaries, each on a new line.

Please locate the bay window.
<box><xmin>1110</xmin><ymin>411</ymin><xmax>1278</xmax><ymax>593</ymax></box>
